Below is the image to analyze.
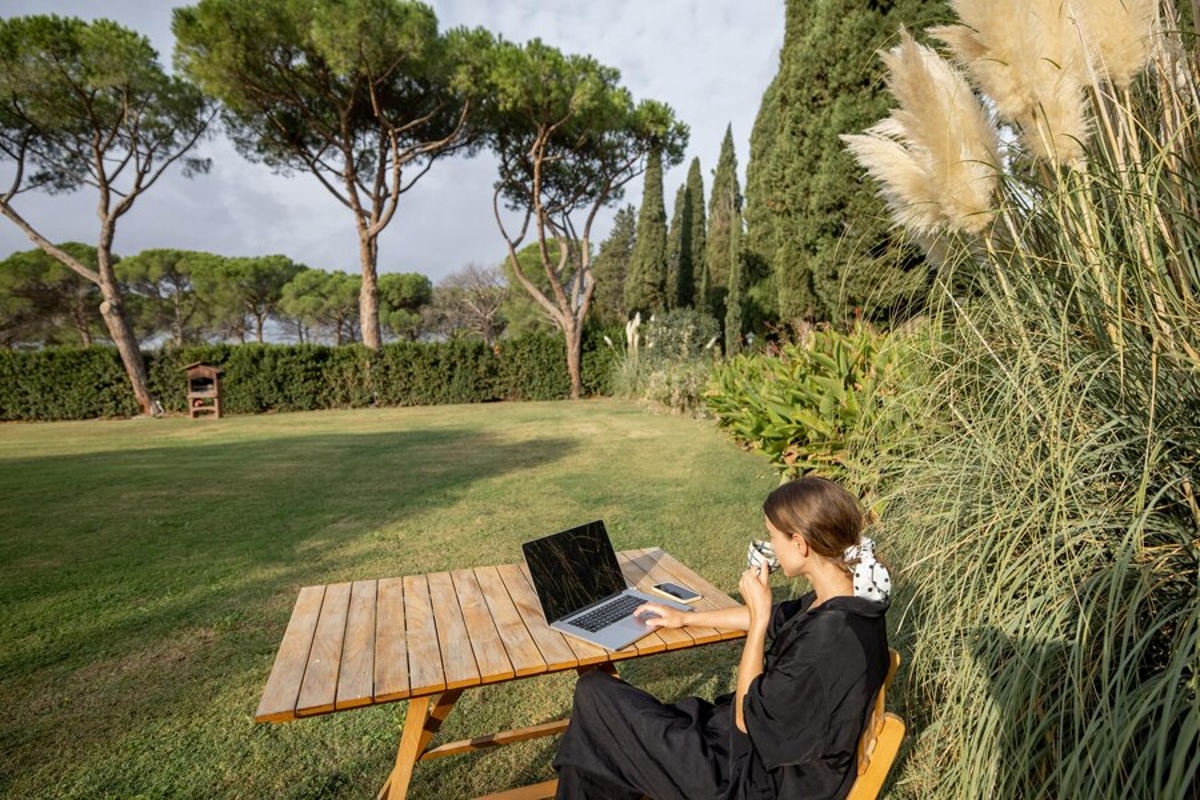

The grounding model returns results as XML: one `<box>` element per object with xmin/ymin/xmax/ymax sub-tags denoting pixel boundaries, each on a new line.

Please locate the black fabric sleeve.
<box><xmin>741</xmin><ymin>659</ymin><xmax>829</xmax><ymax>769</ymax></box>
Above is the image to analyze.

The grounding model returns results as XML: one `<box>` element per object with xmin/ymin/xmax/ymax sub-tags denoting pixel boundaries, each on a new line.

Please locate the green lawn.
<box><xmin>0</xmin><ymin>400</ymin><xmax>782</xmax><ymax>799</ymax></box>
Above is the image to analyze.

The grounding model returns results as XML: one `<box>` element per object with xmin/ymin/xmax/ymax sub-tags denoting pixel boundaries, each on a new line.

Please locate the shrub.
<box><xmin>641</xmin><ymin>360</ymin><xmax>715</xmax><ymax>416</ymax></box>
<box><xmin>580</xmin><ymin>326</ymin><xmax>622</xmax><ymax>397</ymax></box>
<box><xmin>495</xmin><ymin>334</ymin><xmax>569</xmax><ymax>400</ymax></box>
<box><xmin>0</xmin><ymin>347</ymin><xmax>138</xmax><ymax>420</ymax></box>
<box><xmin>612</xmin><ymin>309</ymin><xmax>721</xmax><ymax>414</ymax></box>
<box><xmin>704</xmin><ymin>324</ymin><xmax>913</xmax><ymax>483</ymax></box>
<box><xmin>639</xmin><ymin>308</ymin><xmax>720</xmax><ymax>366</ymax></box>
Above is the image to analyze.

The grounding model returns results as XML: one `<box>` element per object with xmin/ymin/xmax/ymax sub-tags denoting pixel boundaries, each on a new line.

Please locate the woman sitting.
<box><xmin>553</xmin><ymin>476</ymin><xmax>892</xmax><ymax>800</ymax></box>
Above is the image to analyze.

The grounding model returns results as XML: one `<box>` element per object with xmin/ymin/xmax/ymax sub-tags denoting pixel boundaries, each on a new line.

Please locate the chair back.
<box><xmin>846</xmin><ymin>648</ymin><xmax>906</xmax><ymax>800</ymax></box>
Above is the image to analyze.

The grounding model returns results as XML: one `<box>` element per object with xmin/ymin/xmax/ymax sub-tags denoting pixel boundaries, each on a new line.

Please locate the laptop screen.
<box><xmin>522</xmin><ymin>520</ymin><xmax>628</xmax><ymax>623</ymax></box>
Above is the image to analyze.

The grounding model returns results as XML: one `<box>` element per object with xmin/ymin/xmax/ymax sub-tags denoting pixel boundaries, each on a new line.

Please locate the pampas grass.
<box><xmin>841</xmin><ymin>28</ymin><xmax>1000</xmax><ymax>236</ymax></box>
<box><xmin>1072</xmin><ymin>0</ymin><xmax>1158</xmax><ymax>89</ymax></box>
<box><xmin>931</xmin><ymin>0</ymin><xmax>1092</xmax><ymax>165</ymax></box>
<box><xmin>842</xmin><ymin>0</ymin><xmax>1200</xmax><ymax>797</ymax></box>
<box><xmin>925</xmin><ymin>0</ymin><xmax>1158</xmax><ymax>167</ymax></box>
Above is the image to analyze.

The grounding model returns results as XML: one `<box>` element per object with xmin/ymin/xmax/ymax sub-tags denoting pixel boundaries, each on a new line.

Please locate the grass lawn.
<box><xmin>0</xmin><ymin>399</ymin><xmax>782</xmax><ymax>799</ymax></box>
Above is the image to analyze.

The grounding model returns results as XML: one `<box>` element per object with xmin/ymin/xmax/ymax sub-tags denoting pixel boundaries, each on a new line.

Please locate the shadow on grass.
<box><xmin>0</xmin><ymin>426</ymin><xmax>577</xmax><ymax>797</ymax></box>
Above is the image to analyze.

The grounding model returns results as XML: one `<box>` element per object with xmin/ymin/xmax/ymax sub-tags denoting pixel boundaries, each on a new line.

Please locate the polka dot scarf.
<box><xmin>845</xmin><ymin>537</ymin><xmax>891</xmax><ymax>602</ymax></box>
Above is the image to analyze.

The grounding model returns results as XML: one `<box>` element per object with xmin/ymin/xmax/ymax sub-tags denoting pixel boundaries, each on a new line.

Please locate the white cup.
<box><xmin>747</xmin><ymin>539</ymin><xmax>780</xmax><ymax>574</ymax></box>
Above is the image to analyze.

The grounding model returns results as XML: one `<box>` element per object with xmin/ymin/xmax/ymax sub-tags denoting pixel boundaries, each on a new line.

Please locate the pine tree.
<box><xmin>725</xmin><ymin>207</ymin><xmax>746</xmax><ymax>356</ymax></box>
<box><xmin>665</xmin><ymin>184</ymin><xmax>690</xmax><ymax>310</ymax></box>
<box><xmin>764</xmin><ymin>0</ymin><xmax>945</xmax><ymax>323</ymax></box>
<box><xmin>624</xmin><ymin>147</ymin><xmax>669</xmax><ymax>316</ymax></box>
<box><xmin>704</xmin><ymin>125</ymin><xmax>741</xmax><ymax>323</ymax></box>
<box><xmin>684</xmin><ymin>157</ymin><xmax>706</xmax><ymax>310</ymax></box>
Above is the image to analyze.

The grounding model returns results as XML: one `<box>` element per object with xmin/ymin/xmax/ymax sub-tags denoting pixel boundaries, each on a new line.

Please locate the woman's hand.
<box><xmin>634</xmin><ymin>601</ymin><xmax>688</xmax><ymax>629</ymax></box>
<box><xmin>738</xmin><ymin>564</ymin><xmax>773</xmax><ymax>630</ymax></box>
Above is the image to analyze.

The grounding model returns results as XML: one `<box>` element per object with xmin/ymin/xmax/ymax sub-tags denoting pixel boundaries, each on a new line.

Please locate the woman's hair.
<box><xmin>762</xmin><ymin>477</ymin><xmax>864</xmax><ymax>568</ymax></box>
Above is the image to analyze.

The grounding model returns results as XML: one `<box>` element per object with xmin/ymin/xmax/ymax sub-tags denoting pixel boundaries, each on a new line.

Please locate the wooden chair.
<box><xmin>846</xmin><ymin>648</ymin><xmax>906</xmax><ymax>800</ymax></box>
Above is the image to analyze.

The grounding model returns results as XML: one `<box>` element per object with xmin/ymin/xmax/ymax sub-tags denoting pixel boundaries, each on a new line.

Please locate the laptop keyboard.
<box><xmin>571</xmin><ymin>595</ymin><xmax>643</xmax><ymax>633</ymax></box>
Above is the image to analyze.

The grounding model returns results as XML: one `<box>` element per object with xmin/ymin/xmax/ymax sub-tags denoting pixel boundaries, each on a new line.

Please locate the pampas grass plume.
<box><xmin>934</xmin><ymin>0</ymin><xmax>1091</xmax><ymax>166</ymax></box>
<box><xmin>842</xmin><ymin>28</ymin><xmax>999</xmax><ymax>236</ymax></box>
<box><xmin>1070</xmin><ymin>0</ymin><xmax>1157</xmax><ymax>89</ymax></box>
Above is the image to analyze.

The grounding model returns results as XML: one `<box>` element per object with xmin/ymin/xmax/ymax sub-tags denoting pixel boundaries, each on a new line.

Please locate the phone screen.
<box><xmin>656</xmin><ymin>582</ymin><xmax>699</xmax><ymax>601</ymax></box>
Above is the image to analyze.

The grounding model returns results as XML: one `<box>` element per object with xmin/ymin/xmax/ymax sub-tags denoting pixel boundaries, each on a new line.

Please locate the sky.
<box><xmin>0</xmin><ymin>0</ymin><xmax>785</xmax><ymax>284</ymax></box>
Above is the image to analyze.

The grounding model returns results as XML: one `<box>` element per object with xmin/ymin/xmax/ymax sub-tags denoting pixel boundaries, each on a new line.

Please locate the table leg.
<box><xmin>377</xmin><ymin>689</ymin><xmax>464</xmax><ymax>800</ymax></box>
<box><xmin>378</xmin><ymin>667</ymin><xmax>616</xmax><ymax>799</ymax></box>
<box><xmin>579</xmin><ymin>662</ymin><xmax>619</xmax><ymax>678</ymax></box>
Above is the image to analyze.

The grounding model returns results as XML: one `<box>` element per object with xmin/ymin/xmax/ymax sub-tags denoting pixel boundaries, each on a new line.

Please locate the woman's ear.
<box><xmin>791</xmin><ymin>532</ymin><xmax>808</xmax><ymax>556</ymax></box>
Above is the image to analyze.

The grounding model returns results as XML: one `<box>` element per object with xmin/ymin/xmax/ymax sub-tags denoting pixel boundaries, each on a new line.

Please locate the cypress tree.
<box><xmin>704</xmin><ymin>125</ymin><xmax>741</xmax><ymax>323</ymax></box>
<box><xmin>744</xmin><ymin>75</ymin><xmax>780</xmax><ymax>301</ymax></box>
<box><xmin>665</xmin><ymin>183</ymin><xmax>691</xmax><ymax>311</ymax></box>
<box><xmin>767</xmin><ymin>0</ymin><xmax>945</xmax><ymax>323</ymax></box>
<box><xmin>683</xmin><ymin>157</ymin><xmax>705</xmax><ymax>309</ymax></box>
<box><xmin>725</xmin><ymin>207</ymin><xmax>746</xmax><ymax>356</ymax></box>
<box><xmin>591</xmin><ymin>204</ymin><xmax>637</xmax><ymax>325</ymax></box>
<box><xmin>624</xmin><ymin>147</ymin><xmax>668</xmax><ymax>316</ymax></box>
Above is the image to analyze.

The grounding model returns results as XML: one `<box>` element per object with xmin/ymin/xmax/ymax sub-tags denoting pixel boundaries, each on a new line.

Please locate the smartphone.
<box><xmin>648</xmin><ymin>581</ymin><xmax>702</xmax><ymax>604</ymax></box>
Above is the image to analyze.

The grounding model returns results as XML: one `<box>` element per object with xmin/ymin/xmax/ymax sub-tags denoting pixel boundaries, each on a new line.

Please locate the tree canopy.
<box><xmin>684</xmin><ymin>157</ymin><xmax>706</xmax><ymax>310</ymax></box>
<box><xmin>750</xmin><ymin>0</ymin><xmax>946</xmax><ymax>324</ymax></box>
<box><xmin>115</xmin><ymin>248</ymin><xmax>224</xmax><ymax>346</ymax></box>
<box><xmin>430</xmin><ymin>262</ymin><xmax>507</xmax><ymax>345</ymax></box>
<box><xmin>279</xmin><ymin>268</ymin><xmax>360</xmax><ymax>344</ymax></box>
<box><xmin>378</xmin><ymin>271</ymin><xmax>433</xmax><ymax>340</ymax></box>
<box><xmin>703</xmin><ymin>124</ymin><xmax>741</xmax><ymax>323</ymax></box>
<box><xmin>590</xmin><ymin>204</ymin><xmax>636</xmax><ymax>326</ymax></box>
<box><xmin>482</xmin><ymin>36</ymin><xmax>687</xmax><ymax>397</ymax></box>
<box><xmin>173</xmin><ymin>0</ymin><xmax>487</xmax><ymax>348</ymax></box>
<box><xmin>665</xmin><ymin>183</ymin><xmax>689</xmax><ymax>311</ymax></box>
<box><xmin>0</xmin><ymin>244</ymin><xmax>102</xmax><ymax>348</ymax></box>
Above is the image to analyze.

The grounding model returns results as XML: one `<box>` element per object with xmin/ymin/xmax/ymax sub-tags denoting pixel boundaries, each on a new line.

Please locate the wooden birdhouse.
<box><xmin>184</xmin><ymin>362</ymin><xmax>223</xmax><ymax>419</ymax></box>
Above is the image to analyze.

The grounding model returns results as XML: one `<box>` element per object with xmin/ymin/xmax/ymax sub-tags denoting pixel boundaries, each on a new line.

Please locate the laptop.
<box><xmin>522</xmin><ymin>520</ymin><xmax>693</xmax><ymax>651</ymax></box>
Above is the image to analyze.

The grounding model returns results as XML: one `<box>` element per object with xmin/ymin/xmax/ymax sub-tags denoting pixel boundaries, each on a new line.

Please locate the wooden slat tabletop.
<box><xmin>255</xmin><ymin>549</ymin><xmax>745</xmax><ymax>723</ymax></box>
<box><xmin>374</xmin><ymin>577</ymin><xmax>409</xmax><ymax>703</ymax></box>
<box><xmin>402</xmin><ymin>574</ymin><xmax>444</xmax><ymax>697</ymax></box>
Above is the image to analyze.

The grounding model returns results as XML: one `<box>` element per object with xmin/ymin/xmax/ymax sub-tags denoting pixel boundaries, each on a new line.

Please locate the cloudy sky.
<box><xmin>0</xmin><ymin>0</ymin><xmax>785</xmax><ymax>283</ymax></box>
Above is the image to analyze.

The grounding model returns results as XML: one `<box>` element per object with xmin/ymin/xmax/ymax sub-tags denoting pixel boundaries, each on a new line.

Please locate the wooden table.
<box><xmin>255</xmin><ymin>548</ymin><xmax>746</xmax><ymax>799</ymax></box>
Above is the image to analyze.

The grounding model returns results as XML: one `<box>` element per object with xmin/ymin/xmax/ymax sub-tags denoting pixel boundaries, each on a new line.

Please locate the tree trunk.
<box><xmin>358</xmin><ymin>232</ymin><xmax>382</xmax><ymax>350</ymax></box>
<box><xmin>97</xmin><ymin>275</ymin><xmax>156</xmax><ymax>416</ymax></box>
<box><xmin>173</xmin><ymin>293</ymin><xmax>186</xmax><ymax>346</ymax></box>
<box><xmin>92</xmin><ymin>232</ymin><xmax>157</xmax><ymax>415</ymax></box>
<box><xmin>0</xmin><ymin>203</ymin><xmax>156</xmax><ymax>412</ymax></box>
<box><xmin>72</xmin><ymin>299</ymin><xmax>93</xmax><ymax>346</ymax></box>
<box><xmin>563</xmin><ymin>316</ymin><xmax>584</xmax><ymax>400</ymax></box>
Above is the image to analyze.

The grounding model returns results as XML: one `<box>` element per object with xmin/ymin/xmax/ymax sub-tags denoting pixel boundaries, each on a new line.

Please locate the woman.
<box><xmin>552</xmin><ymin>476</ymin><xmax>892</xmax><ymax>800</ymax></box>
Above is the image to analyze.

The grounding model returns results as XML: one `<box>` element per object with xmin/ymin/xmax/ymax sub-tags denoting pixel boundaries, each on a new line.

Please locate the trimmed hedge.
<box><xmin>0</xmin><ymin>330</ymin><xmax>622</xmax><ymax>421</ymax></box>
<box><xmin>0</xmin><ymin>348</ymin><xmax>140</xmax><ymax>420</ymax></box>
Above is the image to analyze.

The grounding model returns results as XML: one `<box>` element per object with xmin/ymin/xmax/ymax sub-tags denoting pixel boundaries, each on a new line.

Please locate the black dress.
<box><xmin>553</xmin><ymin>593</ymin><xmax>890</xmax><ymax>800</ymax></box>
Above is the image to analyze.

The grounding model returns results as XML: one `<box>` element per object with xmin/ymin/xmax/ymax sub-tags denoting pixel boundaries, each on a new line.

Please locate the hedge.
<box><xmin>0</xmin><ymin>329</ymin><xmax>622</xmax><ymax>421</ymax></box>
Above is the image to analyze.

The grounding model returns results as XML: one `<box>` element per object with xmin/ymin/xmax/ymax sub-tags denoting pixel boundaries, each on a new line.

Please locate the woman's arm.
<box><xmin>734</xmin><ymin>565</ymin><xmax>773</xmax><ymax>733</ymax></box>
<box><xmin>636</xmin><ymin>601</ymin><xmax>752</xmax><ymax>632</ymax></box>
